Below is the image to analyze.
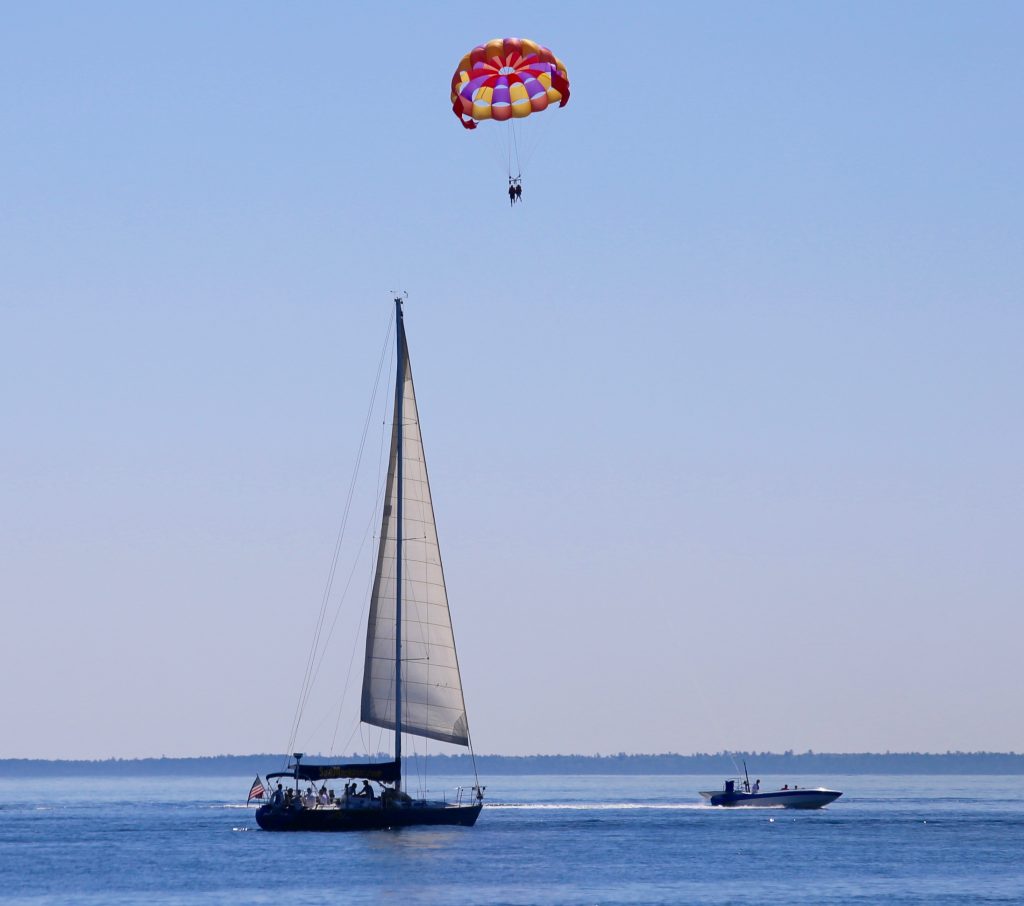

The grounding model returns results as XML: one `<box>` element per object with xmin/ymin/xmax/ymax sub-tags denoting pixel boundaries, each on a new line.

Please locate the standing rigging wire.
<box><xmin>329</xmin><ymin>359</ymin><xmax>394</xmax><ymax>754</ymax></box>
<box><xmin>466</xmin><ymin>727</ymin><xmax>483</xmax><ymax>800</ymax></box>
<box><xmin>326</xmin><ymin>422</ymin><xmax>392</xmax><ymax>755</ymax></box>
<box><xmin>297</xmin><ymin>482</ymin><xmax>388</xmax><ymax>752</ymax></box>
<box><xmin>324</xmin><ymin>330</ymin><xmax>397</xmax><ymax>760</ymax></box>
<box><xmin>302</xmin><ymin>351</ymin><xmax>394</xmax><ymax>747</ymax></box>
<box><xmin>284</xmin><ymin>311</ymin><xmax>396</xmax><ymax>761</ymax></box>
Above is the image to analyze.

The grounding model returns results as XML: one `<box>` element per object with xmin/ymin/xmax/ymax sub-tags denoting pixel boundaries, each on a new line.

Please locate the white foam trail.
<box><xmin>485</xmin><ymin>802</ymin><xmax>712</xmax><ymax>811</ymax></box>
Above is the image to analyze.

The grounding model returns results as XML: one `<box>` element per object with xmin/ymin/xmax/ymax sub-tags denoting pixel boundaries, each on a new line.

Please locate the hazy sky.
<box><xmin>2</xmin><ymin>2</ymin><xmax>1022</xmax><ymax>760</ymax></box>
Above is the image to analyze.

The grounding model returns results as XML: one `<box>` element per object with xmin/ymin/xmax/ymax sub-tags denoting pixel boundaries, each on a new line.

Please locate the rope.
<box><xmin>517</xmin><ymin>112</ymin><xmax>550</xmax><ymax>176</ymax></box>
<box><xmin>510</xmin><ymin>119</ymin><xmax>522</xmax><ymax>179</ymax></box>
<box><xmin>284</xmin><ymin>310</ymin><xmax>395</xmax><ymax>759</ymax></box>
<box><xmin>299</xmin><ymin>490</ymin><xmax>384</xmax><ymax>750</ymax></box>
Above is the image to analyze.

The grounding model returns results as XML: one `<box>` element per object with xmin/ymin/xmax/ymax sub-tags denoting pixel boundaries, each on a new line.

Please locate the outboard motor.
<box><xmin>711</xmin><ymin>779</ymin><xmax>738</xmax><ymax>806</ymax></box>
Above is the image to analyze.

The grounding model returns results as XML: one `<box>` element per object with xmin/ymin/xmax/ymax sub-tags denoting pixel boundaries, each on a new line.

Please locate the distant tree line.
<box><xmin>2</xmin><ymin>751</ymin><xmax>1024</xmax><ymax>777</ymax></box>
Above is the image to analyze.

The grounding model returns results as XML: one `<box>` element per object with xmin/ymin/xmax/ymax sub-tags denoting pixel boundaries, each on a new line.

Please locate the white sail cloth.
<box><xmin>360</xmin><ymin>326</ymin><xmax>470</xmax><ymax>747</ymax></box>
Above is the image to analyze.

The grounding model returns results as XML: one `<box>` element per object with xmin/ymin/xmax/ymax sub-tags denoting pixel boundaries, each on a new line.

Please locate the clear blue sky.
<box><xmin>2</xmin><ymin>1</ymin><xmax>1022</xmax><ymax>759</ymax></box>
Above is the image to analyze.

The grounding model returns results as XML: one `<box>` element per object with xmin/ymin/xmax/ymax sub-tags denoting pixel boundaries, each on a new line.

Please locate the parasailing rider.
<box><xmin>508</xmin><ymin>176</ymin><xmax>523</xmax><ymax>207</ymax></box>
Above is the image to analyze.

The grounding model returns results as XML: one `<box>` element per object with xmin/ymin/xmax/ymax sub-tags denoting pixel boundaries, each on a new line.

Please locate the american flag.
<box><xmin>247</xmin><ymin>775</ymin><xmax>266</xmax><ymax>803</ymax></box>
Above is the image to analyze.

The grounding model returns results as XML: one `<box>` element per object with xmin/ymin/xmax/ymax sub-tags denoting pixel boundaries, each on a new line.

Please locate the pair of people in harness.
<box><xmin>508</xmin><ymin>177</ymin><xmax>523</xmax><ymax>206</ymax></box>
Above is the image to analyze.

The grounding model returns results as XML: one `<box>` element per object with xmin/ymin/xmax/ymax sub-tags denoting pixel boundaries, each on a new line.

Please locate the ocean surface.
<box><xmin>1</xmin><ymin>773</ymin><xmax>1022</xmax><ymax>904</ymax></box>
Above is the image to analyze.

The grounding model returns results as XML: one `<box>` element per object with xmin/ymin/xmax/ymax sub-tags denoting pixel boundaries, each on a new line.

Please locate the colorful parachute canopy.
<box><xmin>451</xmin><ymin>37</ymin><xmax>570</xmax><ymax>130</ymax></box>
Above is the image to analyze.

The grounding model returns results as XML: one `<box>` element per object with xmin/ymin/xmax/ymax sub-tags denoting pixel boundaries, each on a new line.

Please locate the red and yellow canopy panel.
<box><xmin>451</xmin><ymin>37</ymin><xmax>570</xmax><ymax>130</ymax></box>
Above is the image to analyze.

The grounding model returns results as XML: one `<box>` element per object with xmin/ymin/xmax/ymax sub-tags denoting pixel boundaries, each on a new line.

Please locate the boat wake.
<box><xmin>486</xmin><ymin>802</ymin><xmax>711</xmax><ymax>811</ymax></box>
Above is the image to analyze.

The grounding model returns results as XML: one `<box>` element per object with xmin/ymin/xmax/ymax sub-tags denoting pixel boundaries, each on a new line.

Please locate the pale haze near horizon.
<box><xmin>2</xmin><ymin>2</ymin><xmax>1022</xmax><ymax>760</ymax></box>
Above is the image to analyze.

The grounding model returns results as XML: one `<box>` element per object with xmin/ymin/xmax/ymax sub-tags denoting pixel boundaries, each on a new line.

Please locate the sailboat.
<box><xmin>256</xmin><ymin>297</ymin><xmax>484</xmax><ymax>831</ymax></box>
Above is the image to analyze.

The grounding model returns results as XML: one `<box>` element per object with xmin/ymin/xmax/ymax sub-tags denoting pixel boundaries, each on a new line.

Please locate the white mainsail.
<box><xmin>360</xmin><ymin>323</ymin><xmax>470</xmax><ymax>747</ymax></box>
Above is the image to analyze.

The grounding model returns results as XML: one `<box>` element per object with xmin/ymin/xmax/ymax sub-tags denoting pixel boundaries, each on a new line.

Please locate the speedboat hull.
<box><xmin>255</xmin><ymin>801</ymin><xmax>482</xmax><ymax>831</ymax></box>
<box><xmin>700</xmin><ymin>788</ymin><xmax>842</xmax><ymax>809</ymax></box>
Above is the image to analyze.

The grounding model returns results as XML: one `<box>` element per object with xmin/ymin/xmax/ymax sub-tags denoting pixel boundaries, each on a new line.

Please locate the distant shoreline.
<box><xmin>2</xmin><ymin>752</ymin><xmax>1023</xmax><ymax>777</ymax></box>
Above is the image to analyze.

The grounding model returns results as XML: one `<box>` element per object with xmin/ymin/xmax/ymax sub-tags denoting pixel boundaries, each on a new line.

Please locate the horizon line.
<box><xmin>2</xmin><ymin>749</ymin><xmax>1021</xmax><ymax>763</ymax></box>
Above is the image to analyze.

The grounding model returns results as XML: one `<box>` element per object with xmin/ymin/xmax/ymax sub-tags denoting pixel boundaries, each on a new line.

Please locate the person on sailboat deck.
<box><xmin>361</xmin><ymin>780</ymin><xmax>376</xmax><ymax>799</ymax></box>
<box><xmin>753</xmin><ymin>779</ymin><xmax>761</xmax><ymax>793</ymax></box>
<box><xmin>271</xmin><ymin>783</ymin><xmax>284</xmax><ymax>807</ymax></box>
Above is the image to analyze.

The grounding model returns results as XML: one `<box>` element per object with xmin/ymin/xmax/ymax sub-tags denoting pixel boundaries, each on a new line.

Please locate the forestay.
<box><xmin>360</xmin><ymin>323</ymin><xmax>470</xmax><ymax>746</ymax></box>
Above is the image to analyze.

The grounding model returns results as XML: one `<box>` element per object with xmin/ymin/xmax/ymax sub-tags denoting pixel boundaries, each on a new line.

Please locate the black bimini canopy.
<box><xmin>267</xmin><ymin>761</ymin><xmax>400</xmax><ymax>784</ymax></box>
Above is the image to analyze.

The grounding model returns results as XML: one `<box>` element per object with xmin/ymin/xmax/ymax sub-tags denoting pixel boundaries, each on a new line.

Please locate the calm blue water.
<box><xmin>1</xmin><ymin>774</ymin><xmax>1022</xmax><ymax>904</ymax></box>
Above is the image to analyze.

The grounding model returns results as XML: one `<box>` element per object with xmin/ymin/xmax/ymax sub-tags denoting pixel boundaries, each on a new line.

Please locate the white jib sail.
<box><xmin>360</xmin><ymin>325</ymin><xmax>470</xmax><ymax>747</ymax></box>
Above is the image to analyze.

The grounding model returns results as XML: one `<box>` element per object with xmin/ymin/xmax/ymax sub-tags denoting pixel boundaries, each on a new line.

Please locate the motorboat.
<box><xmin>700</xmin><ymin>764</ymin><xmax>842</xmax><ymax>809</ymax></box>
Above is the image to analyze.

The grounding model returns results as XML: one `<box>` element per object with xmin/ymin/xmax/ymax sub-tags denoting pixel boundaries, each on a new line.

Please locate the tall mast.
<box><xmin>393</xmin><ymin>295</ymin><xmax>404</xmax><ymax>790</ymax></box>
